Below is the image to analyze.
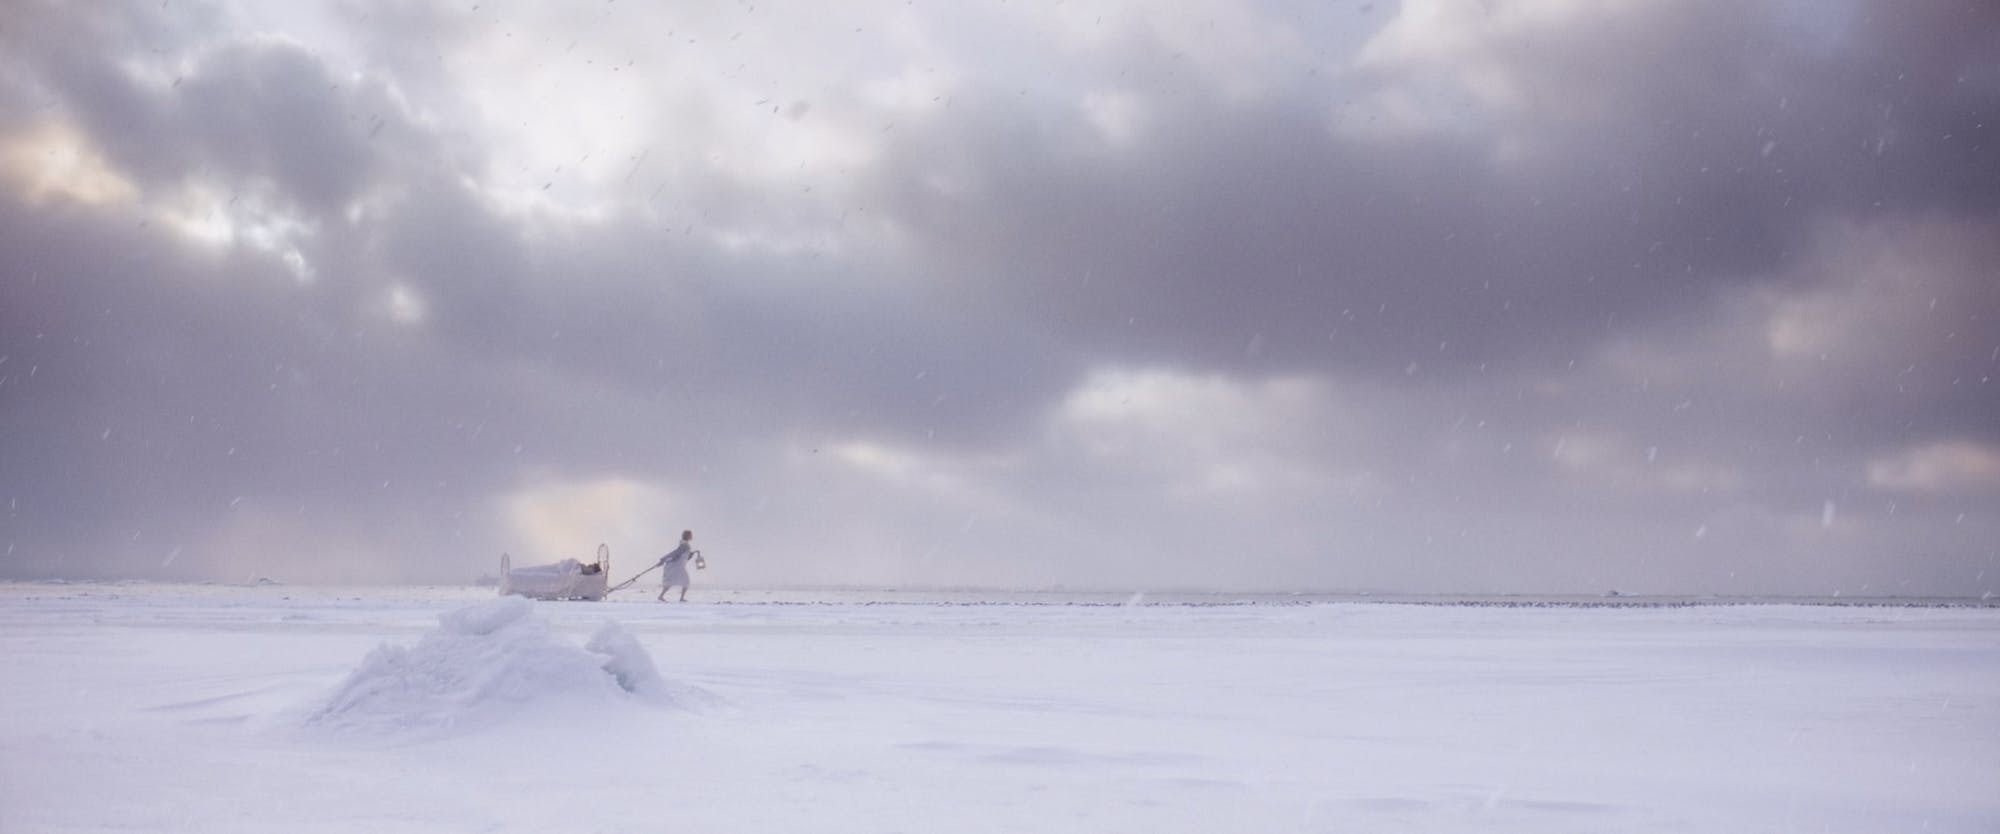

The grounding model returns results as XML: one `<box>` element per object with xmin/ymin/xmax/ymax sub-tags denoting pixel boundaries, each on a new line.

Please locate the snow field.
<box><xmin>0</xmin><ymin>585</ymin><xmax>1995</xmax><ymax>833</ymax></box>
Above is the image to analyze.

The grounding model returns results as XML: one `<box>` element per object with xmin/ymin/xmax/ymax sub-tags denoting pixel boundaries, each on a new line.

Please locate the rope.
<box><xmin>607</xmin><ymin>563</ymin><xmax>660</xmax><ymax>592</ymax></box>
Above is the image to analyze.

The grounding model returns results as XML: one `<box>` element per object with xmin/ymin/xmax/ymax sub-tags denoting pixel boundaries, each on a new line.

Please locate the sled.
<box><xmin>498</xmin><ymin>543</ymin><xmax>611</xmax><ymax>601</ymax></box>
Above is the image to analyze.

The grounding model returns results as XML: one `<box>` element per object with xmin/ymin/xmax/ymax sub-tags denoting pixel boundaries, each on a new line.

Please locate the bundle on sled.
<box><xmin>498</xmin><ymin>543</ymin><xmax>611</xmax><ymax>601</ymax></box>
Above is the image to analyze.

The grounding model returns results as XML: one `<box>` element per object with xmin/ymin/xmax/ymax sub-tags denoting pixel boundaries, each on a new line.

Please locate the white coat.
<box><xmin>658</xmin><ymin>542</ymin><xmax>695</xmax><ymax>587</ymax></box>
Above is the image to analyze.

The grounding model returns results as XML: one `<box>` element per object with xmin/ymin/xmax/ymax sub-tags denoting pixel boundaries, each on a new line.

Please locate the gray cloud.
<box><xmin>1</xmin><ymin>0</ymin><xmax>1994</xmax><ymax>595</ymax></box>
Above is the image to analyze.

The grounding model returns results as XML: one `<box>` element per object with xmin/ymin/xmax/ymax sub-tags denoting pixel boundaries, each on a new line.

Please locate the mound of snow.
<box><xmin>585</xmin><ymin>617</ymin><xmax>668</xmax><ymax>697</ymax></box>
<box><xmin>308</xmin><ymin>596</ymin><xmax>665</xmax><ymax>735</ymax></box>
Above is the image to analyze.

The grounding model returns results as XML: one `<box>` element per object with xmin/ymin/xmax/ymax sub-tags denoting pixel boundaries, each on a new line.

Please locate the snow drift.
<box><xmin>307</xmin><ymin>596</ymin><xmax>665</xmax><ymax>736</ymax></box>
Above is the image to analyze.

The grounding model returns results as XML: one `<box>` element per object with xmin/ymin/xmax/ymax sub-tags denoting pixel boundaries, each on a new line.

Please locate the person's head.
<box><xmin>682</xmin><ymin>530</ymin><xmax>693</xmax><ymax>542</ymax></box>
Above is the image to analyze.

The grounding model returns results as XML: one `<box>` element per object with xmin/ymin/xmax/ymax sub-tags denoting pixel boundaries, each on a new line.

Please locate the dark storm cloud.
<box><xmin>3</xmin><ymin>4</ymin><xmax>383</xmax><ymax>211</ymax></box>
<box><xmin>827</xmin><ymin>0</ymin><xmax>1996</xmax><ymax>594</ymax></box>
<box><xmin>1</xmin><ymin>0</ymin><xmax>1994</xmax><ymax>593</ymax></box>
<box><xmin>0</xmin><ymin>2</ymin><xmax>509</xmax><ymax>578</ymax></box>
<box><xmin>1</xmin><ymin>188</ymin><xmax>505</xmax><ymax>578</ymax></box>
<box><xmin>0</xmin><ymin>1</ymin><xmax>1074</xmax><ymax>580</ymax></box>
<box><xmin>865</xmin><ymin>0</ymin><xmax>1998</xmax><ymax>380</ymax></box>
<box><xmin>373</xmin><ymin>180</ymin><xmax>1078</xmax><ymax>451</ymax></box>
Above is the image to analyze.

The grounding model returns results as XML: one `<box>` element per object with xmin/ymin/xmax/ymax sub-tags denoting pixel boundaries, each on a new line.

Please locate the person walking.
<box><xmin>656</xmin><ymin>530</ymin><xmax>700</xmax><ymax>602</ymax></box>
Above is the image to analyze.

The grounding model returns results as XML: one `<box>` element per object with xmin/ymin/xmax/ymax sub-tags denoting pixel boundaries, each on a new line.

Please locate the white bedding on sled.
<box><xmin>501</xmin><ymin>558</ymin><xmax>607</xmax><ymax>600</ymax></box>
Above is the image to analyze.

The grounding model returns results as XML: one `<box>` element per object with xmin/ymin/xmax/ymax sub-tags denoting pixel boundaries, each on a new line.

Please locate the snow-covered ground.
<box><xmin>2</xmin><ymin>584</ymin><xmax>1995</xmax><ymax>833</ymax></box>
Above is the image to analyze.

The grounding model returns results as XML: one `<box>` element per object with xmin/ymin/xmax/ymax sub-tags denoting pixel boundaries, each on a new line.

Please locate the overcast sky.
<box><xmin>2</xmin><ymin>0</ymin><xmax>1995</xmax><ymax>594</ymax></box>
